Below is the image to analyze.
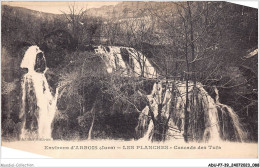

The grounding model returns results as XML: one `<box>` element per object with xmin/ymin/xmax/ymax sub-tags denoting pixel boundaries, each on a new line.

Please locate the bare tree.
<box><xmin>61</xmin><ymin>3</ymin><xmax>88</xmax><ymax>47</ymax></box>
<box><xmin>144</xmin><ymin>1</ymin><xmax>229</xmax><ymax>142</ymax></box>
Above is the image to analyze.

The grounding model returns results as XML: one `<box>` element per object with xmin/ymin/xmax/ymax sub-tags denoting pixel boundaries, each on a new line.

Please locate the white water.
<box><xmin>17</xmin><ymin>45</ymin><xmax>245</xmax><ymax>142</ymax></box>
<box><xmin>93</xmin><ymin>45</ymin><xmax>246</xmax><ymax>142</ymax></box>
<box><xmin>214</xmin><ymin>86</ymin><xmax>246</xmax><ymax>142</ymax></box>
<box><xmin>94</xmin><ymin>45</ymin><xmax>158</xmax><ymax>78</ymax></box>
<box><xmin>20</xmin><ymin>46</ymin><xmax>58</xmax><ymax>140</ymax></box>
<box><xmin>136</xmin><ymin>80</ymin><xmax>246</xmax><ymax>142</ymax></box>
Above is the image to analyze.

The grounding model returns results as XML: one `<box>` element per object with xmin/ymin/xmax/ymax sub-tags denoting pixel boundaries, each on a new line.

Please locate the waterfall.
<box><xmin>94</xmin><ymin>45</ymin><xmax>158</xmax><ymax>78</ymax></box>
<box><xmin>214</xmin><ymin>86</ymin><xmax>246</xmax><ymax>142</ymax></box>
<box><xmin>92</xmin><ymin>44</ymin><xmax>246</xmax><ymax>142</ymax></box>
<box><xmin>19</xmin><ymin>46</ymin><xmax>58</xmax><ymax>140</ymax></box>
<box><xmin>135</xmin><ymin>81</ymin><xmax>247</xmax><ymax>142</ymax></box>
<box><xmin>16</xmin><ymin>45</ymin><xmax>245</xmax><ymax>142</ymax></box>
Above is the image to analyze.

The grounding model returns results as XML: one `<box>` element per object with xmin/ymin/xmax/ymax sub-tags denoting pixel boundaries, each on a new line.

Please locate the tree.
<box><xmin>61</xmin><ymin>3</ymin><xmax>88</xmax><ymax>47</ymax></box>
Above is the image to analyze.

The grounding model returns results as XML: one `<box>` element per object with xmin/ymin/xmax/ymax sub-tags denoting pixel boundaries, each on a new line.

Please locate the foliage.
<box><xmin>52</xmin><ymin>51</ymin><xmax>146</xmax><ymax>140</ymax></box>
<box><xmin>1</xmin><ymin>2</ymin><xmax>258</xmax><ymax>141</ymax></box>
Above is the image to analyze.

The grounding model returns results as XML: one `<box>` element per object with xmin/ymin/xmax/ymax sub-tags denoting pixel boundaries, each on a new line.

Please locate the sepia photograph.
<box><xmin>1</xmin><ymin>0</ymin><xmax>258</xmax><ymax>162</ymax></box>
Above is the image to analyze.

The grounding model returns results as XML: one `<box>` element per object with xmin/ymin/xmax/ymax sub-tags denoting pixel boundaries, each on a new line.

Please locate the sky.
<box><xmin>2</xmin><ymin>1</ymin><xmax>120</xmax><ymax>14</ymax></box>
<box><xmin>2</xmin><ymin>1</ymin><xmax>257</xmax><ymax>14</ymax></box>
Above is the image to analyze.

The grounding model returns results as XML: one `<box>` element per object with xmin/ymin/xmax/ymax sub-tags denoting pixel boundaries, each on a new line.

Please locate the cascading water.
<box><xmin>94</xmin><ymin>45</ymin><xmax>158</xmax><ymax>78</ymax></box>
<box><xmin>214</xmin><ymin>86</ymin><xmax>246</xmax><ymax>142</ymax></box>
<box><xmin>17</xmin><ymin>44</ymin><xmax>245</xmax><ymax>142</ymax></box>
<box><xmin>135</xmin><ymin>81</ymin><xmax>247</xmax><ymax>142</ymax></box>
<box><xmin>92</xmin><ymin>44</ymin><xmax>246</xmax><ymax>142</ymax></box>
<box><xmin>19</xmin><ymin>46</ymin><xmax>58</xmax><ymax>140</ymax></box>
